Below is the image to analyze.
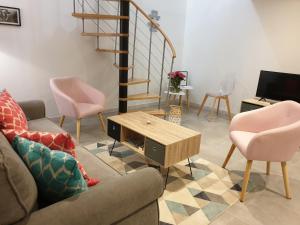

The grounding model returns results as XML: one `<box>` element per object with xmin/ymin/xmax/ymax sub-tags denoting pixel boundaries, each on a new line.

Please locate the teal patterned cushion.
<box><xmin>12</xmin><ymin>136</ymin><xmax>87</xmax><ymax>203</ymax></box>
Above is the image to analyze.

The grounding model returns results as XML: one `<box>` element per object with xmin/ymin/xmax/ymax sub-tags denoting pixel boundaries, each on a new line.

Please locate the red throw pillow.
<box><xmin>0</xmin><ymin>90</ymin><xmax>28</xmax><ymax>130</ymax></box>
<box><xmin>2</xmin><ymin>129</ymin><xmax>99</xmax><ymax>187</ymax></box>
<box><xmin>2</xmin><ymin>129</ymin><xmax>76</xmax><ymax>157</ymax></box>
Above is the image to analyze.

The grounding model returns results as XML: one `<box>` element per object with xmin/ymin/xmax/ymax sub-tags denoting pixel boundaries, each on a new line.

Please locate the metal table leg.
<box><xmin>109</xmin><ymin>140</ymin><xmax>117</xmax><ymax>156</ymax></box>
<box><xmin>188</xmin><ymin>158</ymin><xmax>193</xmax><ymax>176</ymax></box>
<box><xmin>164</xmin><ymin>167</ymin><xmax>170</xmax><ymax>189</ymax></box>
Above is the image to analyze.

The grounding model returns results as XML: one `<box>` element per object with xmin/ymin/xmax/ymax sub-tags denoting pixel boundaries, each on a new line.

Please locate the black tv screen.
<box><xmin>256</xmin><ymin>70</ymin><xmax>300</xmax><ymax>102</ymax></box>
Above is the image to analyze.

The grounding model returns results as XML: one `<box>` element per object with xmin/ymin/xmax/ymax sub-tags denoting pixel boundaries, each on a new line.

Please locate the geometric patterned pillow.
<box><xmin>2</xmin><ymin>129</ymin><xmax>76</xmax><ymax>157</ymax></box>
<box><xmin>12</xmin><ymin>136</ymin><xmax>88</xmax><ymax>204</ymax></box>
<box><xmin>0</xmin><ymin>90</ymin><xmax>28</xmax><ymax>130</ymax></box>
<box><xmin>2</xmin><ymin>129</ymin><xmax>100</xmax><ymax>187</ymax></box>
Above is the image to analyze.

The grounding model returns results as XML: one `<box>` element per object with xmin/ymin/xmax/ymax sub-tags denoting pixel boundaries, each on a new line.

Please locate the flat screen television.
<box><xmin>256</xmin><ymin>70</ymin><xmax>300</xmax><ymax>102</ymax></box>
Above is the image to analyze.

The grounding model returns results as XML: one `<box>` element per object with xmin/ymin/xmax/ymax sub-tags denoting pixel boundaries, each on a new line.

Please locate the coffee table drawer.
<box><xmin>107</xmin><ymin>119</ymin><xmax>121</xmax><ymax>141</ymax></box>
<box><xmin>145</xmin><ymin>138</ymin><xmax>165</xmax><ymax>165</ymax></box>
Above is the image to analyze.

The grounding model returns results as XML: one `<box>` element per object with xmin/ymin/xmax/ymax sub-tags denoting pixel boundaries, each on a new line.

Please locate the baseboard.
<box><xmin>48</xmin><ymin>102</ymin><xmax>161</xmax><ymax>120</ymax></box>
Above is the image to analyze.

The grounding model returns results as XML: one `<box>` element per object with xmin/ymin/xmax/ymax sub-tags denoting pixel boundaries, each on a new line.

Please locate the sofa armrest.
<box><xmin>22</xmin><ymin>168</ymin><xmax>163</xmax><ymax>225</ymax></box>
<box><xmin>18</xmin><ymin>100</ymin><xmax>46</xmax><ymax>120</ymax></box>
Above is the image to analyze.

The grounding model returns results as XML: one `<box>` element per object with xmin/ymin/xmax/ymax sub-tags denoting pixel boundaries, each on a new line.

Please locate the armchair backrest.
<box><xmin>236</xmin><ymin>101</ymin><xmax>300</xmax><ymax>161</ymax></box>
<box><xmin>248</xmin><ymin>120</ymin><xmax>300</xmax><ymax>162</ymax></box>
<box><xmin>50</xmin><ymin>77</ymin><xmax>90</xmax><ymax>103</ymax></box>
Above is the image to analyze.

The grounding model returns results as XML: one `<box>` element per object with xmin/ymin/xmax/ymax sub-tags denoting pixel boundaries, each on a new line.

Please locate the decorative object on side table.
<box><xmin>168</xmin><ymin>105</ymin><xmax>182</xmax><ymax>125</ymax></box>
<box><xmin>0</xmin><ymin>6</ymin><xmax>21</xmax><ymax>26</ymax></box>
<box><xmin>168</xmin><ymin>71</ymin><xmax>186</xmax><ymax>93</ymax></box>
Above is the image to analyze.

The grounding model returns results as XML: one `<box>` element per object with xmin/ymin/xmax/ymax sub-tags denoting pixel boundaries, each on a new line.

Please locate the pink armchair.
<box><xmin>50</xmin><ymin>77</ymin><xmax>106</xmax><ymax>142</ymax></box>
<box><xmin>222</xmin><ymin>101</ymin><xmax>300</xmax><ymax>202</ymax></box>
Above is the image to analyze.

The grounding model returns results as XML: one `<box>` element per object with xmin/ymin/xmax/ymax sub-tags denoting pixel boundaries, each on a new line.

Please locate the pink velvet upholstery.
<box><xmin>50</xmin><ymin>77</ymin><xmax>105</xmax><ymax>118</ymax></box>
<box><xmin>230</xmin><ymin>101</ymin><xmax>300</xmax><ymax>162</ymax></box>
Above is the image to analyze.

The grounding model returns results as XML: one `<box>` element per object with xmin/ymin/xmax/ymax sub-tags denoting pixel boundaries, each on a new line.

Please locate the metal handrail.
<box><xmin>130</xmin><ymin>0</ymin><xmax>176</xmax><ymax>59</ymax></box>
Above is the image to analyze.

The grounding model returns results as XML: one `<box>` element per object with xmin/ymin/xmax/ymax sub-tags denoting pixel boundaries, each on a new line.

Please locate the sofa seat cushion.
<box><xmin>0</xmin><ymin>133</ymin><xmax>38</xmax><ymax>225</ymax></box>
<box><xmin>12</xmin><ymin>136</ymin><xmax>88</xmax><ymax>204</ymax></box>
<box><xmin>28</xmin><ymin>118</ymin><xmax>120</xmax><ymax>183</ymax></box>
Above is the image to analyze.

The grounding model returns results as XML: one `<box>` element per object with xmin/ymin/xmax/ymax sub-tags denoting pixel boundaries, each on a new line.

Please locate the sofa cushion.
<box><xmin>0</xmin><ymin>90</ymin><xmax>28</xmax><ymax>130</ymax></box>
<box><xmin>2</xmin><ymin>129</ymin><xmax>76</xmax><ymax>156</ymax></box>
<box><xmin>0</xmin><ymin>133</ymin><xmax>38</xmax><ymax>225</ymax></box>
<box><xmin>28</xmin><ymin>118</ymin><xmax>120</xmax><ymax>182</ymax></box>
<box><xmin>12</xmin><ymin>136</ymin><xmax>88</xmax><ymax>204</ymax></box>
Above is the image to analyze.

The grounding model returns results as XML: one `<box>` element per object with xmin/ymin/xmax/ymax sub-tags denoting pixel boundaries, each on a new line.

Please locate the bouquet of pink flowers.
<box><xmin>168</xmin><ymin>71</ymin><xmax>186</xmax><ymax>92</ymax></box>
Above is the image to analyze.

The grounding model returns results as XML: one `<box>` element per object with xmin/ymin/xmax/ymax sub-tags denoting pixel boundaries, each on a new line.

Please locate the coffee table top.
<box><xmin>108</xmin><ymin>111</ymin><xmax>201</xmax><ymax>146</ymax></box>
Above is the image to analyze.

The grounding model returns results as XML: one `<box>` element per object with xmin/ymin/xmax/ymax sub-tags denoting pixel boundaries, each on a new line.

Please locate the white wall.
<box><xmin>0</xmin><ymin>0</ymin><xmax>186</xmax><ymax>117</ymax></box>
<box><xmin>183</xmin><ymin>0</ymin><xmax>300</xmax><ymax>114</ymax></box>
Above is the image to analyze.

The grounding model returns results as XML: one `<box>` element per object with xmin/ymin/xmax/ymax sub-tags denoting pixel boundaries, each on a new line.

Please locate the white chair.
<box><xmin>197</xmin><ymin>75</ymin><xmax>235</xmax><ymax>121</ymax></box>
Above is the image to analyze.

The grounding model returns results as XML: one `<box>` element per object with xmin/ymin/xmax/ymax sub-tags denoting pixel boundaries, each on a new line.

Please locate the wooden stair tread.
<box><xmin>120</xmin><ymin>93</ymin><xmax>161</xmax><ymax>101</ymax></box>
<box><xmin>81</xmin><ymin>32</ymin><xmax>128</xmax><ymax>37</ymax></box>
<box><xmin>96</xmin><ymin>48</ymin><xmax>128</xmax><ymax>54</ymax></box>
<box><xmin>120</xmin><ymin>78</ymin><xmax>150</xmax><ymax>86</ymax></box>
<box><xmin>72</xmin><ymin>13</ymin><xmax>129</xmax><ymax>20</ymax></box>
<box><xmin>113</xmin><ymin>63</ymin><xmax>134</xmax><ymax>70</ymax></box>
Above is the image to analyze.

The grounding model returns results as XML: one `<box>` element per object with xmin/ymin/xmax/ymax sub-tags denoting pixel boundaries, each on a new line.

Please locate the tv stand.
<box><xmin>240</xmin><ymin>98</ymin><xmax>273</xmax><ymax>112</ymax></box>
<box><xmin>258</xmin><ymin>97</ymin><xmax>267</xmax><ymax>102</ymax></box>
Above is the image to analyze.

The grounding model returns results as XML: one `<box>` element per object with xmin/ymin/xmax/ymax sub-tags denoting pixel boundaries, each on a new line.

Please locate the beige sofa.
<box><xmin>0</xmin><ymin>100</ymin><xmax>164</xmax><ymax>225</ymax></box>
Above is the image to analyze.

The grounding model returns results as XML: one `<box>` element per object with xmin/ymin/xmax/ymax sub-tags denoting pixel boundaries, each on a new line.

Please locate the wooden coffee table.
<box><xmin>107</xmin><ymin>112</ymin><xmax>201</xmax><ymax>187</ymax></box>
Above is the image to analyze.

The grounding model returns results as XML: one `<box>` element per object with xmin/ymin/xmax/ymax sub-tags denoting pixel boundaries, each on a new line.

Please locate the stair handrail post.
<box><xmin>73</xmin><ymin>0</ymin><xmax>76</xmax><ymax>14</ymax></box>
<box><xmin>119</xmin><ymin>0</ymin><xmax>130</xmax><ymax>113</ymax></box>
<box><xmin>147</xmin><ymin>27</ymin><xmax>153</xmax><ymax>94</ymax></box>
<box><xmin>96</xmin><ymin>0</ymin><xmax>100</xmax><ymax>49</ymax></box>
<box><xmin>131</xmin><ymin>8</ymin><xmax>138</xmax><ymax>80</ymax></box>
<box><xmin>167</xmin><ymin>57</ymin><xmax>175</xmax><ymax>104</ymax></box>
<box><xmin>158</xmin><ymin>39</ymin><xmax>166</xmax><ymax>109</ymax></box>
<box><xmin>82</xmin><ymin>0</ymin><xmax>85</xmax><ymax>32</ymax></box>
<box><xmin>114</xmin><ymin>0</ymin><xmax>121</xmax><ymax>65</ymax></box>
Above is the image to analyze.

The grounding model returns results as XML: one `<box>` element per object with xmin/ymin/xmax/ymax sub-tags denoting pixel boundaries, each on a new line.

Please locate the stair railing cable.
<box><xmin>114</xmin><ymin>0</ymin><xmax>120</xmax><ymax>65</ymax></box>
<box><xmin>131</xmin><ymin>8</ymin><xmax>138</xmax><ymax>80</ymax></box>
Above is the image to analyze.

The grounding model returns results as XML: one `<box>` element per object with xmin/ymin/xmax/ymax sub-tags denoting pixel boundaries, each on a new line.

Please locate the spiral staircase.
<box><xmin>72</xmin><ymin>0</ymin><xmax>176</xmax><ymax>116</ymax></box>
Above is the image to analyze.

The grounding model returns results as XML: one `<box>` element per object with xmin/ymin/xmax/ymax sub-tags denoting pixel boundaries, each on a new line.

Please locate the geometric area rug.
<box><xmin>84</xmin><ymin>140</ymin><xmax>260</xmax><ymax>225</ymax></box>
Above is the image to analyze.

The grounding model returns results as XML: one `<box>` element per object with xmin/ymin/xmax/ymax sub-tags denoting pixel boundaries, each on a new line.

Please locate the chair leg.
<box><xmin>281</xmin><ymin>162</ymin><xmax>292</xmax><ymax>199</ymax></box>
<box><xmin>59</xmin><ymin>115</ymin><xmax>65</xmax><ymax>127</ymax></box>
<box><xmin>186</xmin><ymin>90</ymin><xmax>190</xmax><ymax>111</ymax></box>
<box><xmin>197</xmin><ymin>94</ymin><xmax>208</xmax><ymax>116</ymax></box>
<box><xmin>179</xmin><ymin>95</ymin><xmax>183</xmax><ymax>106</ymax></box>
<box><xmin>225</xmin><ymin>96</ymin><xmax>232</xmax><ymax>121</ymax></box>
<box><xmin>76</xmin><ymin>119</ymin><xmax>81</xmax><ymax>143</ymax></box>
<box><xmin>98</xmin><ymin>113</ymin><xmax>106</xmax><ymax>132</ymax></box>
<box><xmin>208</xmin><ymin>97</ymin><xmax>218</xmax><ymax>119</ymax></box>
<box><xmin>222</xmin><ymin>144</ymin><xmax>236</xmax><ymax>168</ymax></box>
<box><xmin>217</xmin><ymin>98</ymin><xmax>221</xmax><ymax>115</ymax></box>
<box><xmin>240</xmin><ymin>160</ymin><xmax>253</xmax><ymax>202</ymax></box>
<box><xmin>266</xmin><ymin>161</ymin><xmax>271</xmax><ymax>175</ymax></box>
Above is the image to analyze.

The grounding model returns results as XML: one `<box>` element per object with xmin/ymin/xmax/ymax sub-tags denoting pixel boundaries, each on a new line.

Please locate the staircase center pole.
<box><xmin>119</xmin><ymin>0</ymin><xmax>129</xmax><ymax>114</ymax></box>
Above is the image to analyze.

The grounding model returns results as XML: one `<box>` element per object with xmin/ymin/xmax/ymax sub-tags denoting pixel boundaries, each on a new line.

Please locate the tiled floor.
<box><xmin>52</xmin><ymin>107</ymin><xmax>300</xmax><ymax>225</ymax></box>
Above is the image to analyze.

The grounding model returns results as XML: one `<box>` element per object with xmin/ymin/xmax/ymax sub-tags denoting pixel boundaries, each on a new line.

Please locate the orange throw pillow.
<box><xmin>0</xmin><ymin>90</ymin><xmax>28</xmax><ymax>130</ymax></box>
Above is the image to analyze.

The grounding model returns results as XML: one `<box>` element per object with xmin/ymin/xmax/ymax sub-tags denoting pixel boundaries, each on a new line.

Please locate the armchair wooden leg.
<box><xmin>76</xmin><ymin>119</ymin><xmax>81</xmax><ymax>143</ymax></box>
<box><xmin>98</xmin><ymin>113</ymin><xmax>106</xmax><ymax>132</ymax></box>
<box><xmin>266</xmin><ymin>161</ymin><xmax>271</xmax><ymax>175</ymax></box>
<box><xmin>217</xmin><ymin>98</ymin><xmax>221</xmax><ymax>115</ymax></box>
<box><xmin>222</xmin><ymin>144</ymin><xmax>236</xmax><ymax>168</ymax></box>
<box><xmin>225</xmin><ymin>96</ymin><xmax>232</xmax><ymax>121</ymax></box>
<box><xmin>240</xmin><ymin>160</ymin><xmax>253</xmax><ymax>202</ymax></box>
<box><xmin>59</xmin><ymin>115</ymin><xmax>65</xmax><ymax>127</ymax></box>
<box><xmin>197</xmin><ymin>94</ymin><xmax>208</xmax><ymax>116</ymax></box>
<box><xmin>281</xmin><ymin>162</ymin><xmax>292</xmax><ymax>199</ymax></box>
